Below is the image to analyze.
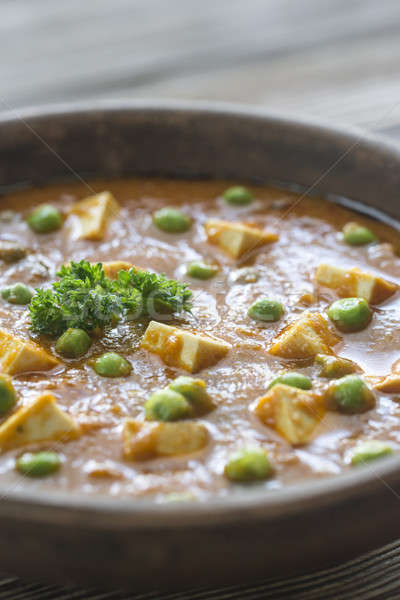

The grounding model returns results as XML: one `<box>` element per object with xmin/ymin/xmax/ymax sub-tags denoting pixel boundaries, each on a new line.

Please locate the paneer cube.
<box><xmin>315</xmin><ymin>263</ymin><xmax>398</xmax><ymax>305</ymax></box>
<box><xmin>253</xmin><ymin>383</ymin><xmax>324</xmax><ymax>445</ymax></box>
<box><xmin>375</xmin><ymin>374</ymin><xmax>400</xmax><ymax>394</ymax></box>
<box><xmin>269</xmin><ymin>312</ymin><xmax>340</xmax><ymax>359</ymax></box>
<box><xmin>141</xmin><ymin>321</ymin><xmax>231</xmax><ymax>373</ymax></box>
<box><xmin>205</xmin><ymin>219</ymin><xmax>278</xmax><ymax>259</ymax></box>
<box><xmin>0</xmin><ymin>329</ymin><xmax>58</xmax><ymax>375</ymax></box>
<box><xmin>123</xmin><ymin>419</ymin><xmax>209</xmax><ymax>460</ymax></box>
<box><xmin>101</xmin><ymin>261</ymin><xmax>134</xmax><ymax>279</ymax></box>
<box><xmin>69</xmin><ymin>191</ymin><xmax>120</xmax><ymax>240</ymax></box>
<box><xmin>0</xmin><ymin>392</ymin><xmax>80</xmax><ymax>451</ymax></box>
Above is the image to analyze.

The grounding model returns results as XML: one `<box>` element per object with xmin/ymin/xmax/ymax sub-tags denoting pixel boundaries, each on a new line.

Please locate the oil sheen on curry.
<box><xmin>0</xmin><ymin>178</ymin><xmax>399</xmax><ymax>500</ymax></box>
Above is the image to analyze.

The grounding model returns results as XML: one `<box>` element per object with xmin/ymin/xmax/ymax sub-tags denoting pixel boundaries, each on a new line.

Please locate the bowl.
<box><xmin>1</xmin><ymin>100</ymin><xmax>400</xmax><ymax>590</ymax></box>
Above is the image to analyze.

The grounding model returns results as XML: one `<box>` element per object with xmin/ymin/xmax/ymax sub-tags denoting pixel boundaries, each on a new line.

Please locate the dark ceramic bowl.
<box><xmin>1</xmin><ymin>101</ymin><xmax>400</xmax><ymax>591</ymax></box>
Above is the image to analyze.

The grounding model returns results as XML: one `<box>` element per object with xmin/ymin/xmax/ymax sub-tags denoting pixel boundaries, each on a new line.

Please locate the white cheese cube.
<box><xmin>0</xmin><ymin>329</ymin><xmax>58</xmax><ymax>375</ymax></box>
<box><xmin>315</xmin><ymin>263</ymin><xmax>398</xmax><ymax>305</ymax></box>
<box><xmin>123</xmin><ymin>420</ymin><xmax>209</xmax><ymax>460</ymax></box>
<box><xmin>0</xmin><ymin>392</ymin><xmax>80</xmax><ymax>451</ymax></box>
<box><xmin>205</xmin><ymin>219</ymin><xmax>278</xmax><ymax>259</ymax></box>
<box><xmin>69</xmin><ymin>191</ymin><xmax>120</xmax><ymax>240</ymax></box>
<box><xmin>253</xmin><ymin>383</ymin><xmax>324</xmax><ymax>445</ymax></box>
<box><xmin>269</xmin><ymin>312</ymin><xmax>340</xmax><ymax>359</ymax></box>
<box><xmin>141</xmin><ymin>321</ymin><xmax>230</xmax><ymax>373</ymax></box>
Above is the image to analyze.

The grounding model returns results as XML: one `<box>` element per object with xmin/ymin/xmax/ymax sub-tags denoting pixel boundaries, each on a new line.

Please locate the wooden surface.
<box><xmin>2</xmin><ymin>0</ymin><xmax>400</xmax><ymax>597</ymax></box>
<box><xmin>3</xmin><ymin>539</ymin><xmax>400</xmax><ymax>599</ymax></box>
<box><xmin>2</xmin><ymin>0</ymin><xmax>400</xmax><ymax>132</ymax></box>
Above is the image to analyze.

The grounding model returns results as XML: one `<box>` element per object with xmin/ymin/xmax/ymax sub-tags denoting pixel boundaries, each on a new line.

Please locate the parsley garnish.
<box><xmin>29</xmin><ymin>260</ymin><xmax>193</xmax><ymax>336</ymax></box>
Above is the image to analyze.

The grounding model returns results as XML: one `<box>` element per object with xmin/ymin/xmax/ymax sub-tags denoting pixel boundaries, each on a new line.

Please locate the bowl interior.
<box><xmin>0</xmin><ymin>101</ymin><xmax>400</xmax><ymax>523</ymax></box>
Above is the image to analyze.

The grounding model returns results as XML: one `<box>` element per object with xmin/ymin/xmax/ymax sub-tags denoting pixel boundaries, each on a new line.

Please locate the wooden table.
<box><xmin>2</xmin><ymin>0</ymin><xmax>400</xmax><ymax>133</ymax></box>
<box><xmin>2</xmin><ymin>0</ymin><xmax>400</xmax><ymax>597</ymax></box>
<box><xmin>2</xmin><ymin>540</ymin><xmax>400</xmax><ymax>599</ymax></box>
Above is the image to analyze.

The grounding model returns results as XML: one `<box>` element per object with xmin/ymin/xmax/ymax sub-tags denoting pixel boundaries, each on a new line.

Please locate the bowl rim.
<box><xmin>1</xmin><ymin>98</ymin><xmax>400</xmax><ymax>528</ymax></box>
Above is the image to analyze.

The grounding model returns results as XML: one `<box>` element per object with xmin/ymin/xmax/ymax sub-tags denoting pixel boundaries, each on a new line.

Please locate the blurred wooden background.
<box><xmin>2</xmin><ymin>0</ymin><xmax>400</xmax><ymax>133</ymax></box>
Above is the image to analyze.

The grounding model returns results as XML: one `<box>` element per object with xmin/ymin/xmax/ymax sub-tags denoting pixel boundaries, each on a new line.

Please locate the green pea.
<box><xmin>152</xmin><ymin>298</ymin><xmax>175</xmax><ymax>315</ymax></box>
<box><xmin>268</xmin><ymin>372</ymin><xmax>312</xmax><ymax>390</ymax></box>
<box><xmin>169</xmin><ymin>376</ymin><xmax>214</xmax><ymax>415</ymax></box>
<box><xmin>93</xmin><ymin>352</ymin><xmax>132</xmax><ymax>377</ymax></box>
<box><xmin>223</xmin><ymin>186</ymin><xmax>253</xmax><ymax>206</ymax></box>
<box><xmin>350</xmin><ymin>440</ymin><xmax>393</xmax><ymax>466</ymax></box>
<box><xmin>55</xmin><ymin>328</ymin><xmax>91</xmax><ymax>358</ymax></box>
<box><xmin>0</xmin><ymin>375</ymin><xmax>17</xmax><ymax>415</ymax></box>
<box><xmin>342</xmin><ymin>222</ymin><xmax>377</xmax><ymax>246</ymax></box>
<box><xmin>315</xmin><ymin>353</ymin><xmax>359</xmax><ymax>379</ymax></box>
<box><xmin>327</xmin><ymin>375</ymin><xmax>375</xmax><ymax>414</ymax></box>
<box><xmin>248</xmin><ymin>298</ymin><xmax>284</xmax><ymax>322</ymax></box>
<box><xmin>186</xmin><ymin>261</ymin><xmax>218</xmax><ymax>280</ymax></box>
<box><xmin>16</xmin><ymin>451</ymin><xmax>61</xmax><ymax>477</ymax></box>
<box><xmin>327</xmin><ymin>297</ymin><xmax>372</xmax><ymax>332</ymax></box>
<box><xmin>145</xmin><ymin>388</ymin><xmax>191</xmax><ymax>421</ymax></box>
<box><xmin>225</xmin><ymin>449</ymin><xmax>272</xmax><ymax>482</ymax></box>
<box><xmin>153</xmin><ymin>208</ymin><xmax>192</xmax><ymax>233</ymax></box>
<box><xmin>1</xmin><ymin>283</ymin><xmax>33</xmax><ymax>305</ymax></box>
<box><xmin>27</xmin><ymin>204</ymin><xmax>63</xmax><ymax>233</ymax></box>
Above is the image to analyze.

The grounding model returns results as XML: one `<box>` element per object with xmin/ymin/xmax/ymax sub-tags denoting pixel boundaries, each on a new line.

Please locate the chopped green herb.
<box><xmin>29</xmin><ymin>260</ymin><xmax>192</xmax><ymax>336</ymax></box>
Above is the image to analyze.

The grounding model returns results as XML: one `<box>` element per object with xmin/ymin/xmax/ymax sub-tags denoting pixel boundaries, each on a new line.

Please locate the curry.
<box><xmin>0</xmin><ymin>178</ymin><xmax>398</xmax><ymax>500</ymax></box>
